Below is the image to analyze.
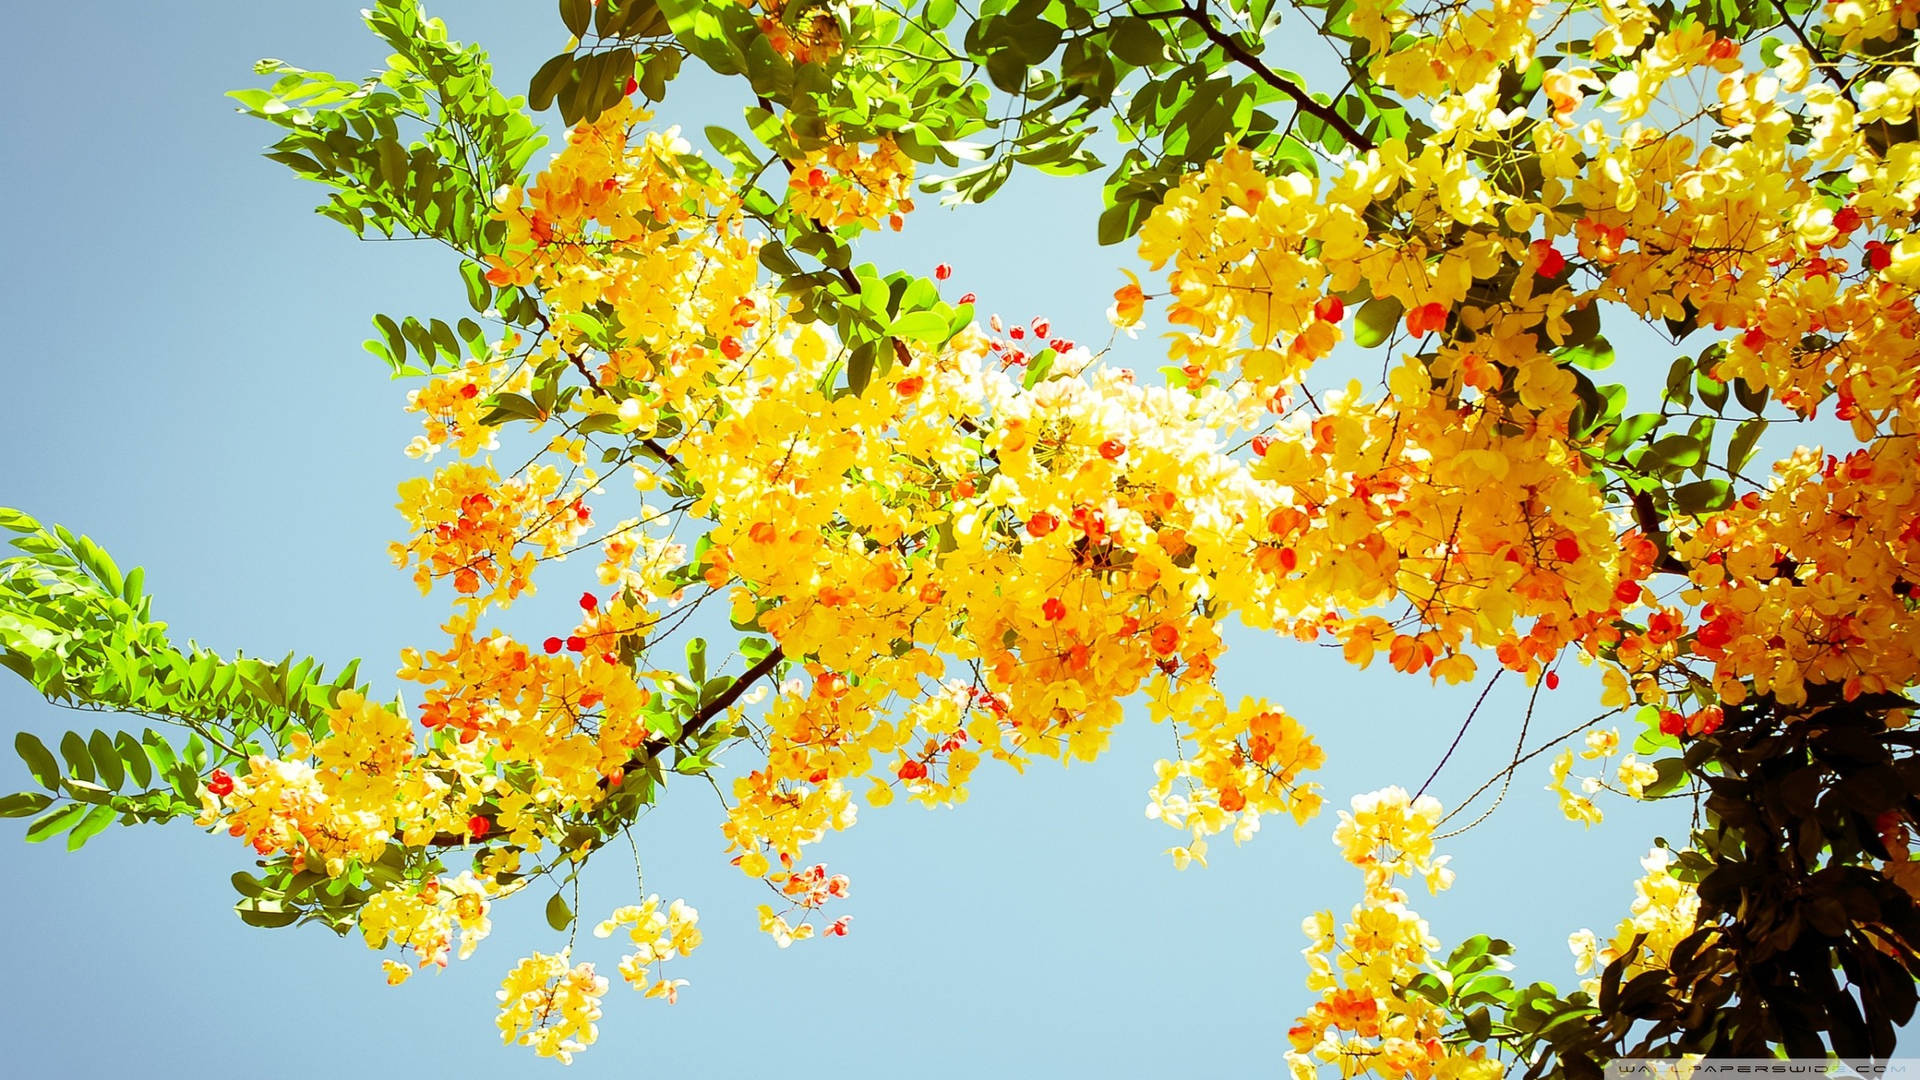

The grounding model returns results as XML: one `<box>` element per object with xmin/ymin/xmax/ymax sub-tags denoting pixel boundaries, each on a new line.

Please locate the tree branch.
<box><xmin>433</xmin><ymin>645</ymin><xmax>788</xmax><ymax>847</ymax></box>
<box><xmin>1175</xmin><ymin>0</ymin><xmax>1375</xmax><ymax>152</ymax></box>
<box><xmin>1766</xmin><ymin>0</ymin><xmax>1856</xmax><ymax>103</ymax></box>
<box><xmin>1630</xmin><ymin>489</ymin><xmax>1692</xmax><ymax>576</ymax></box>
<box><xmin>651</xmin><ymin>644</ymin><xmax>787</xmax><ymax>751</ymax></box>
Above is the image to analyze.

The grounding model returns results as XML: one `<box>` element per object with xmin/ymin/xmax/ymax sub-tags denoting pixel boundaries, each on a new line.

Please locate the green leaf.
<box><xmin>184</xmin><ymin>733</ymin><xmax>208</xmax><ymax>772</ymax></box>
<box><xmin>66</xmin><ymin>804</ymin><xmax>116</xmax><ymax>850</ymax></box>
<box><xmin>528</xmin><ymin>53</ymin><xmax>573</xmax><ymax>112</ymax></box>
<box><xmin>1727</xmin><ymin>418</ymin><xmax>1765</xmax><ymax>476</ymax></box>
<box><xmin>546</xmin><ymin>892</ymin><xmax>574</xmax><ymax>931</ymax></box>
<box><xmin>1673</xmin><ymin>479</ymin><xmax>1733</xmax><ymax>514</ymax></box>
<box><xmin>758</xmin><ymin>243</ymin><xmax>801</xmax><ymax>277</ymax></box>
<box><xmin>58</xmin><ymin>732</ymin><xmax>93</xmax><ymax>784</ymax></box>
<box><xmin>1641</xmin><ymin>757</ymin><xmax>1689</xmax><ymax>798</ymax></box>
<box><xmin>1605</xmin><ymin>412</ymin><xmax>1662</xmax><ymax>454</ymax></box>
<box><xmin>637</xmin><ymin>48</ymin><xmax>680</xmax><ymax>100</ymax></box>
<box><xmin>236</xmin><ymin>898</ymin><xmax>300</xmax><ymax>928</ymax></box>
<box><xmin>846</xmin><ymin>341</ymin><xmax>876</xmax><ymax>395</ymax></box>
<box><xmin>560</xmin><ymin>0</ymin><xmax>593</xmax><ymax>38</ymax></box>
<box><xmin>1108</xmin><ymin>17</ymin><xmax>1166</xmax><ymax>66</ymax></box>
<box><xmin>1696</xmin><ymin>370</ymin><xmax>1729</xmax><ymax>413</ymax></box>
<box><xmin>686</xmin><ymin>637</ymin><xmax>708</xmax><ymax>685</ymax></box>
<box><xmin>375</xmin><ymin>314</ymin><xmax>407</xmax><ymax>372</ymax></box>
<box><xmin>1663</xmin><ymin>356</ymin><xmax>1693</xmax><ymax>407</ymax></box>
<box><xmin>1023</xmin><ymin>348</ymin><xmax>1057</xmax><ymax>389</ymax></box>
<box><xmin>1560</xmin><ymin>302</ymin><xmax>1600</xmax><ymax>348</ymax></box>
<box><xmin>889</xmin><ymin>310</ymin><xmax>949</xmax><ymax>344</ymax></box>
<box><xmin>985</xmin><ymin>52</ymin><xmax>1028</xmax><ymax>93</ymax></box>
<box><xmin>1647</xmin><ymin>434</ymin><xmax>1704</xmax><ymax>470</ymax></box>
<box><xmin>88</xmin><ymin>731</ymin><xmax>124</xmax><ymax>791</ymax></box>
<box><xmin>14</xmin><ymin>733</ymin><xmax>59</xmax><ymax>790</ymax></box>
<box><xmin>0</xmin><ymin>791</ymin><xmax>53</xmax><ymax>818</ymax></box>
<box><xmin>1096</xmin><ymin>196</ymin><xmax>1152</xmax><ymax>246</ymax></box>
<box><xmin>113</xmin><ymin>732</ymin><xmax>152</xmax><ymax>790</ymax></box>
<box><xmin>1561</xmin><ymin>336</ymin><xmax>1614</xmax><ymax>370</ymax></box>
<box><xmin>24</xmin><ymin>803</ymin><xmax>86</xmax><ymax>843</ymax></box>
<box><xmin>1353</xmin><ymin>297</ymin><xmax>1404</xmax><ymax>348</ymax></box>
<box><xmin>142</xmin><ymin>730</ymin><xmax>179</xmax><ymax>778</ymax></box>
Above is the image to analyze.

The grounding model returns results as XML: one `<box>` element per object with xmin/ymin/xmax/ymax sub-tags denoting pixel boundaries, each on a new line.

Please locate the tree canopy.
<box><xmin>5</xmin><ymin>0</ymin><xmax>1920</xmax><ymax>1071</ymax></box>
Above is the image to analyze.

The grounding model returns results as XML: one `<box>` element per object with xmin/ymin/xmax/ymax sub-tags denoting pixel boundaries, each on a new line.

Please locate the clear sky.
<box><xmin>0</xmin><ymin>4</ymin><xmax>1692</xmax><ymax>1076</ymax></box>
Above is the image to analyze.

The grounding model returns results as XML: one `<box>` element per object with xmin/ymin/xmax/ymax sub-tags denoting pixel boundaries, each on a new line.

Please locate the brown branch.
<box><xmin>1174</xmin><ymin>0</ymin><xmax>1375</xmax><ymax>152</ymax></box>
<box><xmin>650</xmin><ymin>644</ymin><xmax>787</xmax><ymax>751</ymax></box>
<box><xmin>1630</xmin><ymin>489</ymin><xmax>1691</xmax><ymax>576</ymax></box>
<box><xmin>430</xmin><ymin>644</ymin><xmax>787</xmax><ymax>847</ymax></box>
<box><xmin>1766</xmin><ymin>0</ymin><xmax>1856</xmax><ymax>103</ymax></box>
<box><xmin>561</xmin><ymin>345</ymin><xmax>682</xmax><ymax>468</ymax></box>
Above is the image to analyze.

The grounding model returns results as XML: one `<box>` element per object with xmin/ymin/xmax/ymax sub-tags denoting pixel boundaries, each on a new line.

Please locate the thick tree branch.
<box><xmin>1766</xmin><ymin>0</ymin><xmax>1856</xmax><ymax>103</ymax></box>
<box><xmin>1630</xmin><ymin>489</ymin><xmax>1692</xmax><ymax>576</ymax></box>
<box><xmin>653</xmin><ymin>644</ymin><xmax>786</xmax><ymax>751</ymax></box>
<box><xmin>1175</xmin><ymin>0</ymin><xmax>1375</xmax><ymax>152</ymax></box>
<box><xmin>436</xmin><ymin>645</ymin><xmax>788</xmax><ymax>847</ymax></box>
<box><xmin>561</xmin><ymin>345</ymin><xmax>682</xmax><ymax>468</ymax></box>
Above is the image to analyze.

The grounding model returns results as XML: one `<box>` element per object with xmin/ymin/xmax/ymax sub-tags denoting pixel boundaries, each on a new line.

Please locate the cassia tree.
<box><xmin>5</xmin><ymin>0</ymin><xmax>1920</xmax><ymax>1071</ymax></box>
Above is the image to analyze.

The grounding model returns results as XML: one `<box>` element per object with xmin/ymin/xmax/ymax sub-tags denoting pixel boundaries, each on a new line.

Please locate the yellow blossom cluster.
<box><xmin>360</xmin><ymin>871</ymin><xmax>496</xmax><ymax>974</ymax></box>
<box><xmin>394</xmin><ymin>604</ymin><xmax>658</xmax><ymax>816</ymax></box>
<box><xmin>486</xmin><ymin>99</ymin><xmax>763</xmax><ymax>377</ymax></box>
<box><xmin>390</xmin><ymin>459</ymin><xmax>594</xmax><ymax>605</ymax></box>
<box><xmin>1546</xmin><ymin>727</ymin><xmax>1661</xmax><ymax>827</ymax></box>
<box><xmin>1288</xmin><ymin>788</ymin><xmax>1499</xmax><ymax>1080</ymax></box>
<box><xmin>1670</xmin><ymin>441</ymin><xmax>1920</xmax><ymax>707</ymax></box>
<box><xmin>1146</xmin><ymin>679</ymin><xmax>1326</xmax><ymax>866</ymax></box>
<box><xmin>403</xmin><ymin>355</ymin><xmax>520</xmax><ymax>461</ymax></box>
<box><xmin>785</xmin><ymin>136</ymin><xmax>915</xmax><ymax>231</ymax></box>
<box><xmin>1120</xmin><ymin>0</ymin><xmax>1920</xmax><ymax>728</ymax></box>
<box><xmin>1372</xmin><ymin>0</ymin><xmax>1545</xmax><ymax>100</ymax></box>
<box><xmin>594</xmin><ymin>895</ymin><xmax>702</xmax><ymax>1002</ymax></box>
<box><xmin>496</xmin><ymin>950</ymin><xmax>608</xmax><ymax>1065</ymax></box>
<box><xmin>743</xmin><ymin>0</ymin><xmax>846</xmax><ymax>63</ymax></box>
<box><xmin>1824</xmin><ymin>0</ymin><xmax>1920</xmax><ymax>49</ymax></box>
<box><xmin>196</xmin><ymin>691</ymin><xmax>476</xmax><ymax>876</ymax></box>
<box><xmin>1568</xmin><ymin>847</ymin><xmax>1706</xmax><ymax>997</ymax></box>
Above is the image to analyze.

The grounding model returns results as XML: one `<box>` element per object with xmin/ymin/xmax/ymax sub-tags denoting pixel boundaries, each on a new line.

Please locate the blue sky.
<box><xmin>0</xmin><ymin>4</ymin><xmax>1692</xmax><ymax>1075</ymax></box>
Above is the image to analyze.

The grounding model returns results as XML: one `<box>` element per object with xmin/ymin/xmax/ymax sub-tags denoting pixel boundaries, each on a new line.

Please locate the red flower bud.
<box><xmin>1530</xmin><ymin>239</ymin><xmax>1567</xmax><ymax>278</ymax></box>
